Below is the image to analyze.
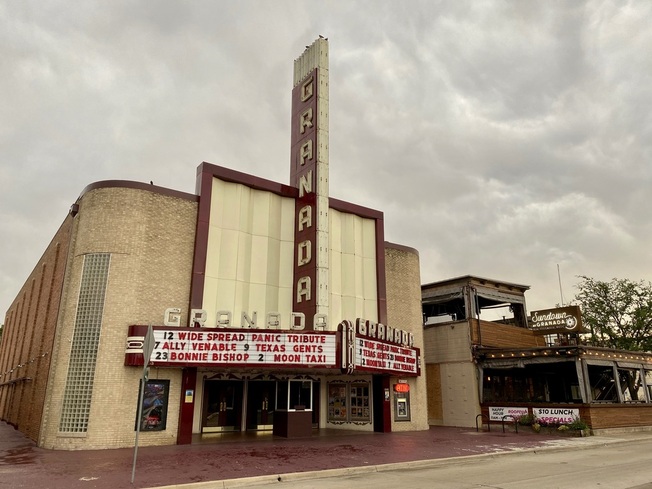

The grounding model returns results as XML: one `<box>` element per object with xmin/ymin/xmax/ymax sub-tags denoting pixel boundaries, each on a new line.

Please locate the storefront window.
<box><xmin>327</xmin><ymin>383</ymin><xmax>347</xmax><ymax>421</ymax></box>
<box><xmin>276</xmin><ymin>380</ymin><xmax>312</xmax><ymax>411</ymax></box>
<box><xmin>289</xmin><ymin>380</ymin><xmax>312</xmax><ymax>410</ymax></box>
<box><xmin>327</xmin><ymin>381</ymin><xmax>371</xmax><ymax>423</ymax></box>
<box><xmin>619</xmin><ymin>368</ymin><xmax>646</xmax><ymax>402</ymax></box>
<box><xmin>350</xmin><ymin>384</ymin><xmax>371</xmax><ymax>421</ymax></box>
<box><xmin>646</xmin><ymin>370</ymin><xmax>652</xmax><ymax>401</ymax></box>
<box><xmin>588</xmin><ymin>365</ymin><xmax>618</xmax><ymax>402</ymax></box>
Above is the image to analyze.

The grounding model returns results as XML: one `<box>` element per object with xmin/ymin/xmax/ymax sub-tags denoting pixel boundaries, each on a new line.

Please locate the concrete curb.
<box><xmin>145</xmin><ymin>434</ymin><xmax>652</xmax><ymax>489</ymax></box>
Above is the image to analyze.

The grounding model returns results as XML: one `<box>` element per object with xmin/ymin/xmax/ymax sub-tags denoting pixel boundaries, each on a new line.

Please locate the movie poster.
<box><xmin>135</xmin><ymin>379</ymin><xmax>170</xmax><ymax>431</ymax></box>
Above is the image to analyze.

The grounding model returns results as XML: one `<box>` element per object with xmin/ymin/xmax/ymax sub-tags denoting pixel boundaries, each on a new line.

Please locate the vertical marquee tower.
<box><xmin>290</xmin><ymin>38</ymin><xmax>330</xmax><ymax>329</ymax></box>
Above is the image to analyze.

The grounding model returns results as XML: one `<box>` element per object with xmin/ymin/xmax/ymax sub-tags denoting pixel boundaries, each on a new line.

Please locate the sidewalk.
<box><xmin>1</xmin><ymin>421</ymin><xmax>649</xmax><ymax>489</ymax></box>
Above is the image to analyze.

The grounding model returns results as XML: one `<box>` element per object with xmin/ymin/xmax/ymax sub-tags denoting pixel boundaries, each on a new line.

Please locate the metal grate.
<box><xmin>59</xmin><ymin>253</ymin><xmax>111</xmax><ymax>433</ymax></box>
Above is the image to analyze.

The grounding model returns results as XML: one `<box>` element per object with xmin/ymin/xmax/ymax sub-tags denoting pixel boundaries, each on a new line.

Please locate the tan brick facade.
<box><xmin>0</xmin><ymin>216</ymin><xmax>73</xmax><ymax>441</ymax></box>
<box><xmin>384</xmin><ymin>243</ymin><xmax>429</xmax><ymax>431</ymax></box>
<box><xmin>0</xmin><ymin>183</ymin><xmax>199</xmax><ymax>450</ymax></box>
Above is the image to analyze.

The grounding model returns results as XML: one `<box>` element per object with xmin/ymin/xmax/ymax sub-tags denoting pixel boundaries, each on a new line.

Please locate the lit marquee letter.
<box><xmin>216</xmin><ymin>310</ymin><xmax>232</xmax><ymax>328</ymax></box>
<box><xmin>297</xmin><ymin>276</ymin><xmax>311</xmax><ymax>302</ymax></box>
<box><xmin>313</xmin><ymin>313</ymin><xmax>328</xmax><ymax>331</ymax></box>
<box><xmin>164</xmin><ymin>308</ymin><xmax>181</xmax><ymax>327</ymax></box>
<box><xmin>300</xmin><ymin>108</ymin><xmax>313</xmax><ymax>134</ymax></box>
<box><xmin>241</xmin><ymin>311</ymin><xmax>257</xmax><ymax>328</ymax></box>
<box><xmin>291</xmin><ymin>312</ymin><xmax>306</xmax><ymax>330</ymax></box>
<box><xmin>298</xmin><ymin>240</ymin><xmax>311</xmax><ymax>265</ymax></box>
<box><xmin>299</xmin><ymin>170</ymin><xmax>312</xmax><ymax>197</ymax></box>
<box><xmin>301</xmin><ymin>77</ymin><xmax>313</xmax><ymax>102</ymax></box>
<box><xmin>298</xmin><ymin>205</ymin><xmax>312</xmax><ymax>231</ymax></box>
<box><xmin>266</xmin><ymin>312</ymin><xmax>281</xmax><ymax>329</ymax></box>
<box><xmin>190</xmin><ymin>309</ymin><xmax>207</xmax><ymax>327</ymax></box>
<box><xmin>299</xmin><ymin>139</ymin><xmax>313</xmax><ymax>166</ymax></box>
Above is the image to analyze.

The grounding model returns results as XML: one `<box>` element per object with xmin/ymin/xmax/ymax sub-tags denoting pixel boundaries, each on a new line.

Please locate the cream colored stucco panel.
<box><xmin>267</xmin><ymin>196</ymin><xmax>283</xmax><ymax>241</ymax></box>
<box><xmin>362</xmin><ymin>218</ymin><xmax>376</xmax><ymax>258</ymax></box>
<box><xmin>329</xmin><ymin>250</ymin><xmax>342</xmax><ymax>296</ymax></box>
<box><xmin>235</xmin><ymin>232</ymin><xmax>253</xmax><ymax>283</ymax></box>
<box><xmin>205</xmin><ymin>227</ymin><xmax>221</xmax><ymax>278</ymax></box>
<box><xmin>340</xmin><ymin>253</ymin><xmax>355</xmax><ymax>297</ymax></box>
<box><xmin>249</xmin><ymin>235</ymin><xmax>270</xmax><ymax>285</ymax></box>
<box><xmin>329</xmin><ymin>210</ymin><xmax>342</xmax><ymax>253</ymax></box>
<box><xmin>339</xmin><ymin>213</ymin><xmax>355</xmax><ymax>254</ymax></box>
<box><xmin>330</xmin><ymin>293</ymin><xmax>342</xmax><ymax>325</ymax></box>
<box><xmin>212</xmin><ymin>180</ymin><xmax>241</xmax><ymax>231</ymax></box>
<box><xmin>215</xmin><ymin>228</ymin><xmax>239</xmax><ymax>280</ymax></box>
<box><xmin>264</xmin><ymin>286</ymin><xmax>280</xmax><ymax>317</ymax></box>
<box><xmin>341</xmin><ymin>295</ymin><xmax>356</xmax><ymax>319</ymax></box>
<box><xmin>233</xmin><ymin>280</ymin><xmax>250</xmax><ymax>318</ymax></box>
<box><xmin>363</xmin><ymin>299</ymin><xmax>378</xmax><ymax>320</ymax></box>
<box><xmin>278</xmin><ymin>286</ymin><xmax>293</xmax><ymax>320</ymax></box>
<box><xmin>237</xmin><ymin>185</ymin><xmax>252</xmax><ymax>233</ymax></box>
<box><xmin>246</xmin><ymin>283</ymin><xmax>268</xmax><ymax>321</ymax></box>
<box><xmin>353</xmin><ymin>217</ymin><xmax>364</xmax><ymax>256</ymax></box>
<box><xmin>279</xmin><ymin>197</ymin><xmax>295</xmax><ymax>242</ymax></box>
<box><xmin>203</xmin><ymin>277</ymin><xmax>219</xmax><ymax>326</ymax></box>
<box><xmin>251</xmin><ymin>190</ymin><xmax>271</xmax><ymax>237</ymax></box>
<box><xmin>215</xmin><ymin>278</ymin><xmax>237</xmax><ymax>316</ymax></box>
<box><xmin>278</xmin><ymin>241</ymin><xmax>294</xmax><ymax>289</ymax></box>
<box><xmin>265</xmin><ymin>238</ymin><xmax>281</xmax><ymax>286</ymax></box>
<box><xmin>354</xmin><ymin>254</ymin><xmax>364</xmax><ymax>297</ymax></box>
<box><xmin>363</xmin><ymin>257</ymin><xmax>378</xmax><ymax>298</ymax></box>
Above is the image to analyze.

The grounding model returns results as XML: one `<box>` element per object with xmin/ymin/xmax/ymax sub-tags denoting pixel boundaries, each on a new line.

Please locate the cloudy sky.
<box><xmin>2</xmin><ymin>1</ymin><xmax>651</xmax><ymax>319</ymax></box>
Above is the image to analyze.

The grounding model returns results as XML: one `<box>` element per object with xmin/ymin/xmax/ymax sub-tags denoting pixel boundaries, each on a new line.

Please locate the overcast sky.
<box><xmin>2</xmin><ymin>1</ymin><xmax>651</xmax><ymax>320</ymax></box>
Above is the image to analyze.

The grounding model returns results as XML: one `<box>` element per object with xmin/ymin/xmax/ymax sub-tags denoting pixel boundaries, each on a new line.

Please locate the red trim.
<box><xmin>78</xmin><ymin>180</ymin><xmax>198</xmax><ymax>202</ymax></box>
<box><xmin>176</xmin><ymin>368</ymin><xmax>197</xmax><ymax>445</ymax></box>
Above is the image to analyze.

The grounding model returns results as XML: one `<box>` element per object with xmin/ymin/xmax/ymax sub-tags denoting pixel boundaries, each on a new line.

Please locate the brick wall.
<box><xmin>0</xmin><ymin>216</ymin><xmax>73</xmax><ymax>442</ymax></box>
<box><xmin>39</xmin><ymin>186</ymin><xmax>197</xmax><ymax>449</ymax></box>
<box><xmin>384</xmin><ymin>243</ymin><xmax>429</xmax><ymax>431</ymax></box>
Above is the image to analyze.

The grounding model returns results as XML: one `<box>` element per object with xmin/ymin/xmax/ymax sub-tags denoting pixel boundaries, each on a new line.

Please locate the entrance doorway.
<box><xmin>202</xmin><ymin>380</ymin><xmax>243</xmax><ymax>432</ymax></box>
<box><xmin>201</xmin><ymin>378</ymin><xmax>321</xmax><ymax>434</ymax></box>
<box><xmin>246</xmin><ymin>381</ymin><xmax>276</xmax><ymax>431</ymax></box>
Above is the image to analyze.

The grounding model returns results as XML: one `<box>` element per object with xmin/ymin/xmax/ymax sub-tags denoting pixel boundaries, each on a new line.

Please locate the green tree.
<box><xmin>573</xmin><ymin>276</ymin><xmax>652</xmax><ymax>351</ymax></box>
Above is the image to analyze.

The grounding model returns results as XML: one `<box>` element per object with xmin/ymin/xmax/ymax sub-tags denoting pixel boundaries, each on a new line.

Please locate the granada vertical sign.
<box><xmin>290</xmin><ymin>39</ymin><xmax>329</xmax><ymax>330</ymax></box>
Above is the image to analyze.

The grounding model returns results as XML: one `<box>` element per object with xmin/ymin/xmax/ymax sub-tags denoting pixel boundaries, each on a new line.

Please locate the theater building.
<box><xmin>422</xmin><ymin>275</ymin><xmax>652</xmax><ymax>432</ymax></box>
<box><xmin>0</xmin><ymin>39</ymin><xmax>428</xmax><ymax>450</ymax></box>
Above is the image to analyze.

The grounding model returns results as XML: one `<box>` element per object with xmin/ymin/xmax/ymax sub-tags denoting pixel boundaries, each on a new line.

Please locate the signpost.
<box><xmin>131</xmin><ymin>325</ymin><xmax>154</xmax><ymax>484</ymax></box>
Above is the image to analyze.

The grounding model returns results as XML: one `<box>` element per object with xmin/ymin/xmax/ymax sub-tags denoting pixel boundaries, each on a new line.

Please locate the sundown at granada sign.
<box><xmin>529</xmin><ymin>305</ymin><xmax>585</xmax><ymax>334</ymax></box>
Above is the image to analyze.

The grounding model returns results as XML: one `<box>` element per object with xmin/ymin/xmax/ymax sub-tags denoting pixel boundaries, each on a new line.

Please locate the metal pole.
<box><xmin>131</xmin><ymin>371</ymin><xmax>146</xmax><ymax>484</ymax></box>
<box><xmin>131</xmin><ymin>325</ymin><xmax>154</xmax><ymax>485</ymax></box>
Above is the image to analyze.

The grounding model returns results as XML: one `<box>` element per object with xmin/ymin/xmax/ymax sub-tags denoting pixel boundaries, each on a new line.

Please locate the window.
<box><xmin>327</xmin><ymin>381</ymin><xmax>371</xmax><ymax>423</ymax></box>
<box><xmin>276</xmin><ymin>379</ymin><xmax>312</xmax><ymax>411</ymax></box>
<box><xmin>59</xmin><ymin>253</ymin><xmax>110</xmax><ymax>433</ymax></box>
<box><xmin>327</xmin><ymin>383</ymin><xmax>347</xmax><ymax>421</ymax></box>
<box><xmin>646</xmin><ymin>370</ymin><xmax>652</xmax><ymax>401</ymax></box>
<box><xmin>587</xmin><ymin>365</ymin><xmax>618</xmax><ymax>402</ymax></box>
<box><xmin>618</xmin><ymin>368</ymin><xmax>646</xmax><ymax>402</ymax></box>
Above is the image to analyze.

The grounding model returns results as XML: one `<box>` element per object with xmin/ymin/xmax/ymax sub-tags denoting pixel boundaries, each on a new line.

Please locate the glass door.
<box><xmin>246</xmin><ymin>381</ymin><xmax>276</xmax><ymax>431</ymax></box>
<box><xmin>202</xmin><ymin>380</ymin><xmax>243</xmax><ymax>432</ymax></box>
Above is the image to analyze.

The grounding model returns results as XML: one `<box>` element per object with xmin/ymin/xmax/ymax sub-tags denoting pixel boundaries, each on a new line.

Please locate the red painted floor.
<box><xmin>0</xmin><ymin>422</ymin><xmax>575</xmax><ymax>489</ymax></box>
